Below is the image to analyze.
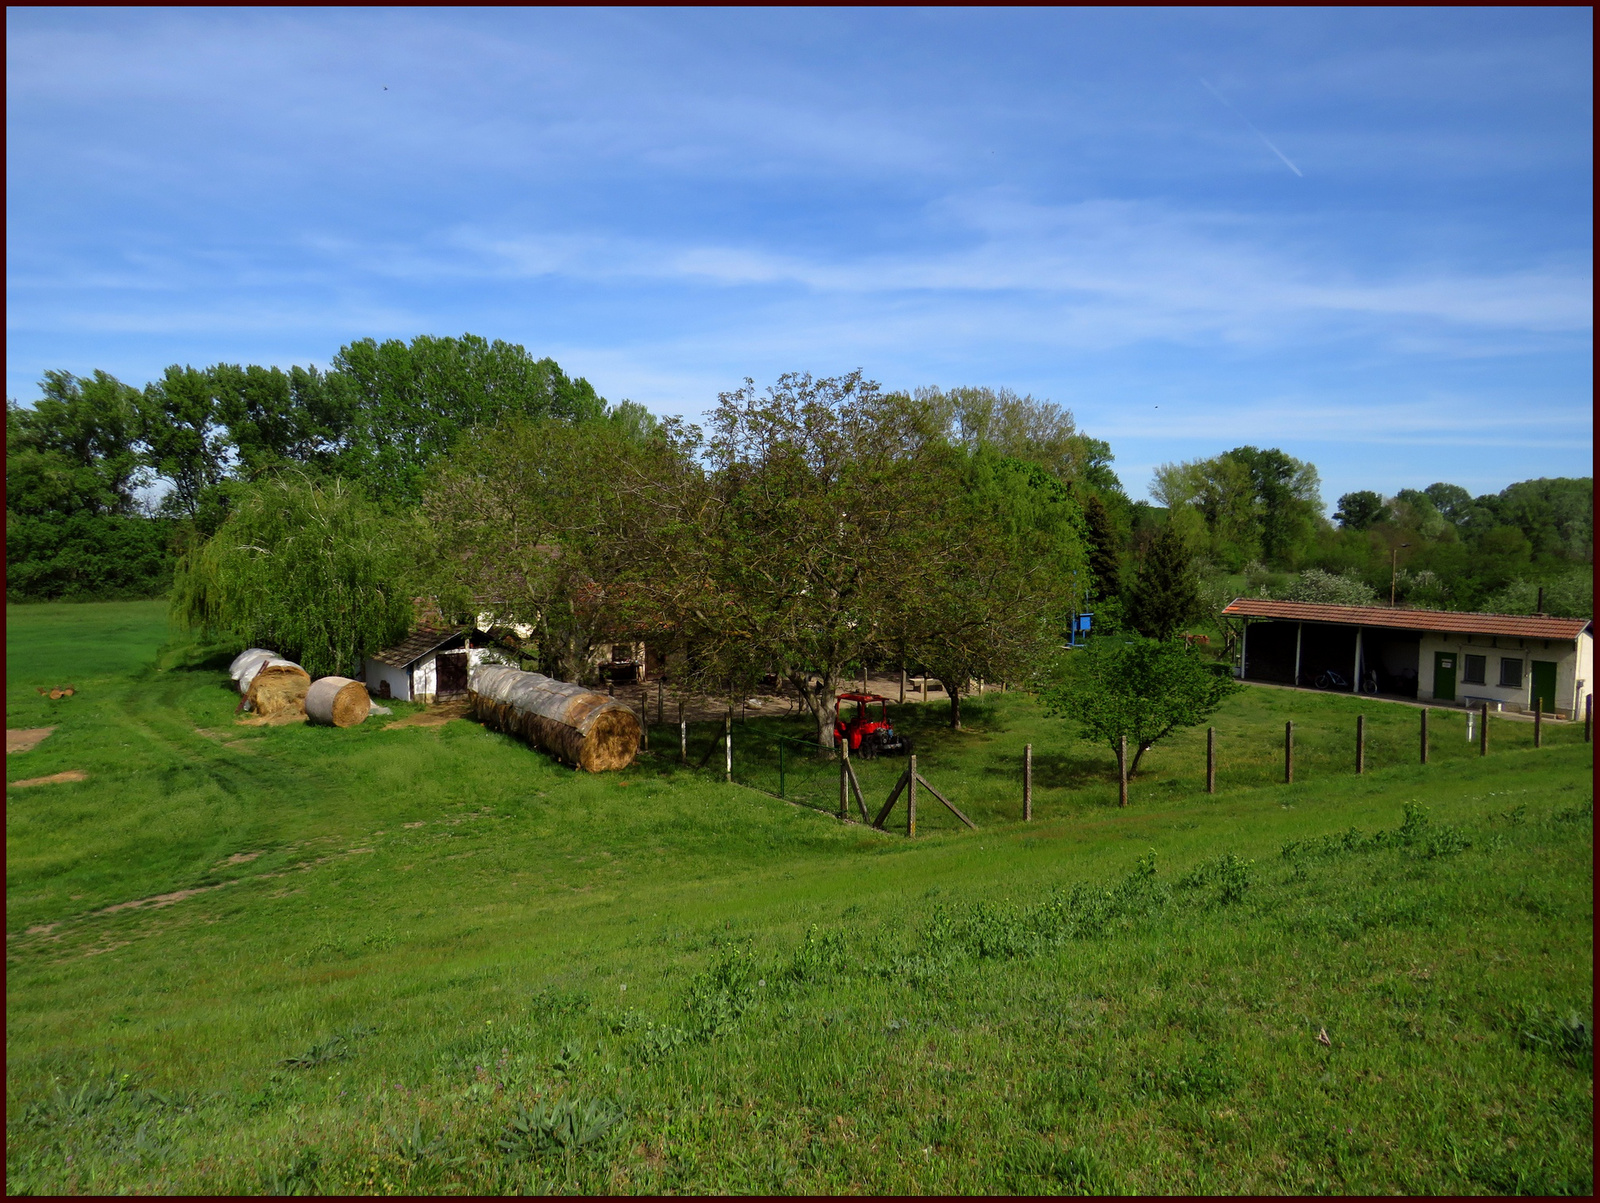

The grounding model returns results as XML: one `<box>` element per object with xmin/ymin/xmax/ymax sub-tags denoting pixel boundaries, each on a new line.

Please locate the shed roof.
<box><xmin>369</xmin><ymin>626</ymin><xmax>468</xmax><ymax>669</ymax></box>
<box><xmin>1220</xmin><ymin>598</ymin><xmax>1591</xmax><ymax>640</ymax></box>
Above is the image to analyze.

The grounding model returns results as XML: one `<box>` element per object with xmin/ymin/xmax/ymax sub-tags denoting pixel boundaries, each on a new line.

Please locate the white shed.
<box><xmin>362</xmin><ymin>626</ymin><xmax>513</xmax><ymax>704</ymax></box>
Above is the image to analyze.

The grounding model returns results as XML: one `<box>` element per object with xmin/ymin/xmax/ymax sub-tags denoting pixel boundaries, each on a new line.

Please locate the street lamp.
<box><xmin>1390</xmin><ymin>543</ymin><xmax>1411</xmax><ymax>607</ymax></box>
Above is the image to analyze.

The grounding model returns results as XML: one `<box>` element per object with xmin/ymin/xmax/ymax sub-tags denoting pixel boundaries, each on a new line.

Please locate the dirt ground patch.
<box><xmin>7</xmin><ymin>728</ymin><xmax>56</xmax><ymax>754</ymax></box>
<box><xmin>94</xmin><ymin>881</ymin><xmax>236</xmax><ymax>916</ymax></box>
<box><xmin>9</xmin><ymin>770</ymin><xmax>88</xmax><ymax>788</ymax></box>
<box><xmin>385</xmin><ymin>699</ymin><xmax>471</xmax><ymax>729</ymax></box>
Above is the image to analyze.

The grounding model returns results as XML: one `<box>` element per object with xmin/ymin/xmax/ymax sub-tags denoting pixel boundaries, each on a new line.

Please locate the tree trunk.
<box><xmin>940</xmin><ymin>679</ymin><xmax>963</xmax><ymax>729</ymax></box>
<box><xmin>1129</xmin><ymin>738</ymin><xmax>1154</xmax><ymax>775</ymax></box>
<box><xmin>788</xmin><ymin>670</ymin><xmax>838</xmax><ymax>747</ymax></box>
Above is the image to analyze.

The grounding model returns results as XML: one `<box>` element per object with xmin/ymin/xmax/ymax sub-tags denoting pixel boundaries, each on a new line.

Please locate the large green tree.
<box><xmin>334</xmin><ymin>334</ymin><xmax>607</xmax><ymax>504</ymax></box>
<box><xmin>6</xmin><ymin>378</ymin><xmax>176</xmax><ymax>600</ymax></box>
<box><xmin>422</xmin><ymin>416</ymin><xmax>703</xmax><ymax>683</ymax></box>
<box><xmin>696</xmin><ymin>373</ymin><xmax>938</xmax><ymax>747</ymax></box>
<box><xmin>894</xmin><ymin>448</ymin><xmax>1087</xmax><ymax>729</ymax></box>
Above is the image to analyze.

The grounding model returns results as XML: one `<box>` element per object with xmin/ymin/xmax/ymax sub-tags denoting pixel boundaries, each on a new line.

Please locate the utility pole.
<box><xmin>1390</xmin><ymin>542</ymin><xmax>1411</xmax><ymax>607</ymax></box>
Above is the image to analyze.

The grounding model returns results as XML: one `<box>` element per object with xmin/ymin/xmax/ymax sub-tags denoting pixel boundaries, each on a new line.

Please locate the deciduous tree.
<box><xmin>1047</xmin><ymin>636</ymin><xmax>1237</xmax><ymax>778</ymax></box>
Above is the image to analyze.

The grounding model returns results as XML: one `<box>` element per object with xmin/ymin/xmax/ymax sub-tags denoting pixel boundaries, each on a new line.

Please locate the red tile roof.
<box><xmin>1220</xmin><ymin>598</ymin><xmax>1591</xmax><ymax>640</ymax></box>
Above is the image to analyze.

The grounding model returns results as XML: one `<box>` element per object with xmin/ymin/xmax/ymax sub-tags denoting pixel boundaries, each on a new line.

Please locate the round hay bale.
<box><xmin>468</xmin><ymin>664</ymin><xmax>640</xmax><ymax>771</ymax></box>
<box><xmin>305</xmin><ymin>676</ymin><xmax>371</xmax><ymax>728</ymax></box>
<box><xmin>231</xmin><ymin>649</ymin><xmax>280</xmax><ymax>693</ymax></box>
<box><xmin>246</xmin><ymin>660</ymin><xmax>311</xmax><ymax>718</ymax></box>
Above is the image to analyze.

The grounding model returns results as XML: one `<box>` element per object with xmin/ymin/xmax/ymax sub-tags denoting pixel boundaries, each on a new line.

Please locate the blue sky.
<box><xmin>7</xmin><ymin>7</ymin><xmax>1592</xmax><ymax>506</ymax></box>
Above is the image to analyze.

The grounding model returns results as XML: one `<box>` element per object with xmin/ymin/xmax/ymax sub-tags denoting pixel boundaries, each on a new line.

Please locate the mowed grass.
<box><xmin>5</xmin><ymin>601</ymin><xmax>1593</xmax><ymax>1195</ymax></box>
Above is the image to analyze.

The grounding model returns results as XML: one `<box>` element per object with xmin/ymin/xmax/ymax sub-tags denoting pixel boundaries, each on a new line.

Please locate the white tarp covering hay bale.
<box><xmin>230</xmin><ymin>649</ymin><xmax>279</xmax><ymax>693</ymax></box>
<box><xmin>468</xmin><ymin>665</ymin><xmax>640</xmax><ymax>771</ymax></box>
<box><xmin>305</xmin><ymin>676</ymin><xmax>371</xmax><ymax>727</ymax></box>
<box><xmin>245</xmin><ymin>659</ymin><xmax>311</xmax><ymax>718</ymax></box>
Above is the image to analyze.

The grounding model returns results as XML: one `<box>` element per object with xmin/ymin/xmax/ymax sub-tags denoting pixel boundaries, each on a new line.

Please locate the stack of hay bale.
<box><xmin>229</xmin><ymin>649</ymin><xmax>311</xmax><ymax>718</ymax></box>
<box><xmin>468</xmin><ymin>665</ymin><xmax>640</xmax><ymax>771</ymax></box>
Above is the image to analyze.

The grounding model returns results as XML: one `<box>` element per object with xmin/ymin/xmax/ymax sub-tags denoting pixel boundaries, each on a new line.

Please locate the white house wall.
<box><xmin>363</xmin><ymin>658</ymin><xmax>413</xmax><ymax>702</ymax></box>
<box><xmin>1418</xmin><ymin>632</ymin><xmax>1584</xmax><ymax>717</ymax></box>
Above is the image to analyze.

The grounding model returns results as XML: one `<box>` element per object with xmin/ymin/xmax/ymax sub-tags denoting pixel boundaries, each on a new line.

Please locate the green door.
<box><xmin>1531</xmin><ymin>660</ymin><xmax>1558</xmax><ymax>712</ymax></box>
<box><xmin>1433</xmin><ymin>652</ymin><xmax>1457</xmax><ymax>702</ymax></box>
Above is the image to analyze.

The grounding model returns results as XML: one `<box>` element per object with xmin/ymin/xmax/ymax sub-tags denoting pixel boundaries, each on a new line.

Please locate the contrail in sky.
<box><xmin>1199</xmin><ymin>77</ymin><xmax>1304</xmax><ymax>178</ymax></box>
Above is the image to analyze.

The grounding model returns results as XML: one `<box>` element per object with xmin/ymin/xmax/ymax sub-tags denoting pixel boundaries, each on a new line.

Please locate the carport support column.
<box><xmin>1352</xmin><ymin>626</ymin><xmax>1363</xmax><ymax>692</ymax></box>
<box><xmin>1240</xmin><ymin>620</ymin><xmax>1249</xmax><ymax>679</ymax></box>
<box><xmin>1293</xmin><ymin>622</ymin><xmax>1303</xmax><ymax>687</ymax></box>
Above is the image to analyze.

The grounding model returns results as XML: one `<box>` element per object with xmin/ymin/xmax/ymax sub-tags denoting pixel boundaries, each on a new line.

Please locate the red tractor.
<box><xmin>834</xmin><ymin>693</ymin><xmax>912</xmax><ymax>759</ymax></box>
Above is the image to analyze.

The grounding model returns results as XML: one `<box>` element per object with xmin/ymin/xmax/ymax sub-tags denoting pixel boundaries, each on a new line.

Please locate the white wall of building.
<box><xmin>363</xmin><ymin>658</ymin><xmax>413</xmax><ymax>702</ymax></box>
<box><xmin>1418</xmin><ymin>631</ymin><xmax>1588</xmax><ymax>717</ymax></box>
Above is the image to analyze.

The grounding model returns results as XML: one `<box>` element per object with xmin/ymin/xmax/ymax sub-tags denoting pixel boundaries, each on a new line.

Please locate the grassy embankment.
<box><xmin>6</xmin><ymin>600</ymin><xmax>1593</xmax><ymax>1194</ymax></box>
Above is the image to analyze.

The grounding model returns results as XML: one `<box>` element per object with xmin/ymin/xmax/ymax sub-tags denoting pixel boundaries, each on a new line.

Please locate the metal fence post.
<box><xmin>1420</xmin><ymin>708</ymin><xmax>1428</xmax><ymax>765</ymax></box>
<box><xmin>839</xmin><ymin>743</ymin><xmax>849</xmax><ymax>820</ymax></box>
<box><xmin>724</xmin><ymin>713</ymin><xmax>732</xmax><ymax>783</ymax></box>
<box><xmin>1284</xmin><ymin>721</ymin><xmax>1294</xmax><ymax>784</ymax></box>
<box><xmin>1534</xmin><ymin>697</ymin><xmax>1542</xmax><ymax>748</ymax></box>
<box><xmin>1356</xmin><ymin>714</ymin><xmax>1365</xmax><ymax>774</ymax></box>
<box><xmin>1206</xmin><ymin>726</ymin><xmax>1216</xmax><ymax>794</ymax></box>
<box><xmin>679</xmin><ymin>700</ymin><xmax>687</xmax><ymax>765</ymax></box>
<box><xmin>1480</xmin><ymin>702</ymin><xmax>1489</xmax><ymax>756</ymax></box>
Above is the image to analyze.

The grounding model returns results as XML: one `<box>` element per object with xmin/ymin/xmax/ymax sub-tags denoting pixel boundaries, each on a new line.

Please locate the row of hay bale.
<box><xmin>228</xmin><ymin>649</ymin><xmax>374</xmax><ymax>727</ymax></box>
<box><xmin>468</xmin><ymin>664</ymin><xmax>640</xmax><ymax>771</ymax></box>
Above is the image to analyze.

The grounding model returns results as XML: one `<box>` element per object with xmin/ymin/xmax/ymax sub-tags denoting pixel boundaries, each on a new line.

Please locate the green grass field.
<box><xmin>6</xmin><ymin>601</ymin><xmax>1593</xmax><ymax>1195</ymax></box>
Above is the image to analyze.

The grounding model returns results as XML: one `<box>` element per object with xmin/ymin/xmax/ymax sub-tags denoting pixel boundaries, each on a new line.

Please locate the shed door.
<box><xmin>1530</xmin><ymin>660</ymin><xmax>1558</xmax><ymax>712</ymax></box>
<box><xmin>436</xmin><ymin>651</ymin><xmax>469</xmax><ymax>698</ymax></box>
<box><xmin>1433</xmin><ymin>652</ymin><xmax>1456</xmax><ymax>702</ymax></box>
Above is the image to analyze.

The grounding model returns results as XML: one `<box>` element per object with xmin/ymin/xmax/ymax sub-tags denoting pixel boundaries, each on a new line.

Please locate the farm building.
<box><xmin>362</xmin><ymin>626</ymin><xmax>515</xmax><ymax>704</ymax></box>
<box><xmin>1221</xmin><ymin>598</ymin><xmax>1593</xmax><ymax>718</ymax></box>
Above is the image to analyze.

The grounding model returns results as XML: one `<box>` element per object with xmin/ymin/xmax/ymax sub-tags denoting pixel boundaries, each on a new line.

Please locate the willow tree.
<box><xmin>170</xmin><ymin>473</ymin><xmax>413</xmax><ymax>677</ymax></box>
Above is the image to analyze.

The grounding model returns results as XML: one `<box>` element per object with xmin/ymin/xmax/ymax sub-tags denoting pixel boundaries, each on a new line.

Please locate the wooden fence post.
<box><xmin>1586</xmin><ymin>694</ymin><xmax>1592</xmax><ymax>743</ymax></box>
<box><xmin>839</xmin><ymin>743</ymin><xmax>849</xmax><ymax>820</ymax></box>
<box><xmin>640</xmin><ymin>695</ymin><xmax>648</xmax><ymax>751</ymax></box>
<box><xmin>907</xmin><ymin>754</ymin><xmax>918</xmax><ymax>837</ymax></box>
<box><xmin>1117</xmin><ymin>735</ymin><xmax>1128</xmax><ymax>807</ymax></box>
<box><xmin>1284</xmin><ymin>721</ymin><xmax>1294</xmax><ymax>784</ymax></box>
<box><xmin>1420</xmin><ymin>708</ymin><xmax>1428</xmax><ymax>765</ymax></box>
<box><xmin>1534</xmin><ymin>697</ymin><xmax>1542</xmax><ymax>748</ymax></box>
<box><xmin>1023</xmin><ymin>743</ymin><xmax>1033</xmax><ymax>821</ymax></box>
<box><xmin>1206</xmin><ymin>726</ymin><xmax>1216</xmax><ymax>794</ymax></box>
<box><xmin>921</xmin><ymin>675</ymin><xmax>928</xmax><ymax>703</ymax></box>
<box><xmin>900</xmin><ymin>666</ymin><xmax>906</xmax><ymax>705</ymax></box>
<box><xmin>1356</xmin><ymin>714</ymin><xmax>1365</xmax><ymax>774</ymax></box>
<box><xmin>1480</xmin><ymin>702</ymin><xmax>1489</xmax><ymax>756</ymax></box>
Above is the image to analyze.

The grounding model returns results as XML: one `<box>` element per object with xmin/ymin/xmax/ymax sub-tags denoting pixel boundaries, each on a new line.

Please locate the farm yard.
<box><xmin>6</xmin><ymin>600</ymin><xmax>1593</xmax><ymax>1195</ymax></box>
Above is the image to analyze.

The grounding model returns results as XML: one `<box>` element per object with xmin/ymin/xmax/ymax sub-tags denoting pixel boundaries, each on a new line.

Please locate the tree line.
<box><xmin>8</xmin><ymin>333</ymin><xmax>1591</xmax><ymax>755</ymax></box>
<box><xmin>1151</xmin><ymin>449</ymin><xmax>1592</xmax><ymax>620</ymax></box>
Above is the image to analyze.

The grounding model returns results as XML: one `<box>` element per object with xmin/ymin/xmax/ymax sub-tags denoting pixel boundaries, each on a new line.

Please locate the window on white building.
<box><xmin>1499</xmin><ymin>657</ymin><xmax>1523</xmax><ymax>687</ymax></box>
<box><xmin>1462</xmin><ymin>654</ymin><xmax>1486</xmax><ymax>685</ymax></box>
